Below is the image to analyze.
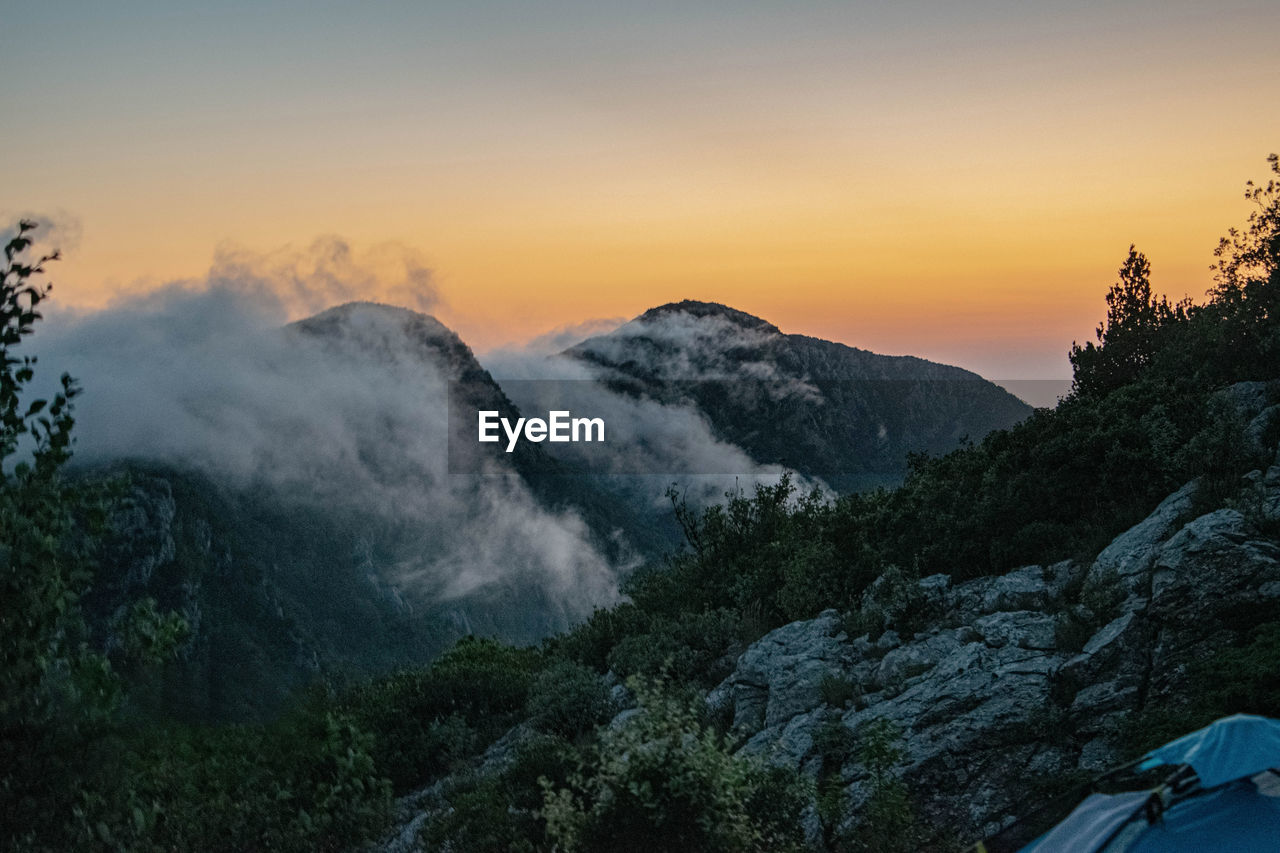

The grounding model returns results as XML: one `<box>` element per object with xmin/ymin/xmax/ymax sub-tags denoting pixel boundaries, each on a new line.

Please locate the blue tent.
<box><xmin>1019</xmin><ymin>715</ymin><xmax>1280</xmax><ymax>852</ymax></box>
<box><xmin>1138</xmin><ymin>715</ymin><xmax>1280</xmax><ymax>788</ymax></box>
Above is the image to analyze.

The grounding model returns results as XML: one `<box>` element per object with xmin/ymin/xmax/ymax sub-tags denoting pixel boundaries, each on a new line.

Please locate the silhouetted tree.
<box><xmin>1069</xmin><ymin>246</ymin><xmax>1181</xmax><ymax>397</ymax></box>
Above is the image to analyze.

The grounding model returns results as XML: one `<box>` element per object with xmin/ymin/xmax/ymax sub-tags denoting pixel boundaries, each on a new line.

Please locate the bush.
<box><xmin>340</xmin><ymin>636</ymin><xmax>541</xmax><ymax>792</ymax></box>
<box><xmin>541</xmin><ymin>678</ymin><xmax>810</xmax><ymax>853</ymax></box>
<box><xmin>420</xmin><ymin>734</ymin><xmax>577</xmax><ymax>853</ymax></box>
<box><xmin>1117</xmin><ymin>621</ymin><xmax>1280</xmax><ymax>758</ymax></box>
<box><xmin>26</xmin><ymin>709</ymin><xmax>391</xmax><ymax>853</ymax></box>
<box><xmin>820</xmin><ymin>674</ymin><xmax>860</xmax><ymax>710</ymax></box>
<box><xmin>549</xmin><ymin>602</ymin><xmax>651</xmax><ymax>673</ymax></box>
<box><xmin>605</xmin><ymin>608</ymin><xmax>744</xmax><ymax>686</ymax></box>
<box><xmin>526</xmin><ymin>660</ymin><xmax>616</xmax><ymax>738</ymax></box>
<box><xmin>838</xmin><ymin>718</ymin><xmax>923</xmax><ymax>853</ymax></box>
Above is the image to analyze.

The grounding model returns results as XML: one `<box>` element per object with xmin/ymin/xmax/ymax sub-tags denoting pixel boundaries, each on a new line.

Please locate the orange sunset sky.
<box><xmin>4</xmin><ymin>1</ymin><xmax>1279</xmax><ymax>378</ymax></box>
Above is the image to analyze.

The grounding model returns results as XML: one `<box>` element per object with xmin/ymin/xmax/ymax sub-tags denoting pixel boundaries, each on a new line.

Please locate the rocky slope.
<box><xmin>376</xmin><ymin>384</ymin><xmax>1280</xmax><ymax>850</ymax></box>
<box><xmin>701</xmin><ymin>463</ymin><xmax>1280</xmax><ymax>845</ymax></box>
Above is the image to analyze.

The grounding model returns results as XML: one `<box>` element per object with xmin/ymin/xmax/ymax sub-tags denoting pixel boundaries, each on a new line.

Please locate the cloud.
<box><xmin>87</xmin><ymin>235</ymin><xmax>441</xmax><ymax>323</ymax></box>
<box><xmin>572</xmin><ymin>308</ymin><xmax>823</xmax><ymax>404</ymax></box>
<box><xmin>479</xmin><ymin>307</ymin><xmax>825</xmax><ymax>507</ymax></box>
<box><xmin>509</xmin><ymin>317</ymin><xmax>628</xmax><ymax>355</ymax></box>
<box><xmin>207</xmin><ymin>235</ymin><xmax>441</xmax><ymax>319</ymax></box>
<box><xmin>33</xmin><ymin>244</ymin><xmax>618</xmax><ymax>626</ymax></box>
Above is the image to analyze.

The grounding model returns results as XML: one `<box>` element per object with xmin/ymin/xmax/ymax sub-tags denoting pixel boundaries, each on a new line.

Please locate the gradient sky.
<box><xmin>5</xmin><ymin>1</ymin><xmax>1279</xmax><ymax>378</ymax></box>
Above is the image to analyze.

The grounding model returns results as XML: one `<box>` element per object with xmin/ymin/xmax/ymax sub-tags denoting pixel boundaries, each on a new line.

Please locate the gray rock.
<box><xmin>948</xmin><ymin>563</ymin><xmax>1077</xmax><ymax>620</ymax></box>
<box><xmin>1070</xmin><ymin>680</ymin><xmax>1139</xmax><ymax>715</ymax></box>
<box><xmin>1265</xmin><ymin>462</ymin><xmax>1280</xmax><ymax>520</ymax></box>
<box><xmin>875</xmin><ymin>632</ymin><xmax>962</xmax><ymax>687</ymax></box>
<box><xmin>1077</xmin><ymin>737</ymin><xmax>1116</xmax><ymax>773</ymax></box>
<box><xmin>876</xmin><ymin>629</ymin><xmax>902</xmax><ymax>651</ymax></box>
<box><xmin>743</xmin><ymin>708</ymin><xmax>823</xmax><ymax>770</ymax></box>
<box><xmin>917</xmin><ymin>573</ymin><xmax>953</xmax><ymax>612</ymax></box>
<box><xmin>1214</xmin><ymin>380</ymin><xmax>1271</xmax><ymax>419</ymax></box>
<box><xmin>973</xmin><ymin>611</ymin><xmax>1058</xmax><ymax>650</ymax></box>
<box><xmin>1088</xmin><ymin>478</ymin><xmax>1198</xmax><ymax>604</ymax></box>
<box><xmin>980</xmin><ymin>566</ymin><xmax>1057</xmax><ymax>613</ymax></box>
<box><xmin>710</xmin><ymin>610</ymin><xmax>852</xmax><ymax>736</ymax></box>
<box><xmin>1143</xmin><ymin>508</ymin><xmax>1280</xmax><ymax>704</ymax></box>
<box><xmin>607</xmin><ymin>707</ymin><xmax>643</xmax><ymax>730</ymax></box>
<box><xmin>1083</xmin><ymin>611</ymin><xmax>1137</xmax><ymax>657</ymax></box>
<box><xmin>1059</xmin><ymin>611</ymin><xmax>1148</xmax><ymax>714</ymax></box>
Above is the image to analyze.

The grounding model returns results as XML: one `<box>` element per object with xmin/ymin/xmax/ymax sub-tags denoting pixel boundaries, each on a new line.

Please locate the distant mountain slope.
<box><xmin>83</xmin><ymin>303</ymin><xmax>635</xmax><ymax>721</ymax></box>
<box><xmin>290</xmin><ymin>302</ymin><xmax>662</xmax><ymax>555</ymax></box>
<box><xmin>78</xmin><ymin>301</ymin><xmax>1028</xmax><ymax>721</ymax></box>
<box><xmin>566</xmin><ymin>300</ymin><xmax>1032</xmax><ymax>488</ymax></box>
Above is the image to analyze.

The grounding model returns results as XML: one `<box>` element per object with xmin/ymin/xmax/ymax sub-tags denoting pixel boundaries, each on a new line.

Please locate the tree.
<box><xmin>1069</xmin><ymin>246</ymin><xmax>1180</xmax><ymax>397</ymax></box>
<box><xmin>1213</xmin><ymin>152</ymin><xmax>1280</xmax><ymax>295</ymax></box>
<box><xmin>0</xmin><ymin>221</ymin><xmax>189</xmax><ymax>850</ymax></box>
<box><xmin>0</xmin><ymin>220</ymin><xmax>114</xmax><ymax>848</ymax></box>
<box><xmin>0</xmin><ymin>220</ymin><xmax>99</xmax><ymax>726</ymax></box>
<box><xmin>1201</xmin><ymin>153</ymin><xmax>1280</xmax><ymax>378</ymax></box>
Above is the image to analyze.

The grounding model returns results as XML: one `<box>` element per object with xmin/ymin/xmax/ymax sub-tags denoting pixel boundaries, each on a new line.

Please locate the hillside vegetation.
<box><xmin>3</xmin><ymin>155</ymin><xmax>1280</xmax><ymax>851</ymax></box>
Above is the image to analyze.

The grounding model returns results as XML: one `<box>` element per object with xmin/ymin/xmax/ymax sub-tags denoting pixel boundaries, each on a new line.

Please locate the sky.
<box><xmin>4</xmin><ymin>1</ymin><xmax>1279</xmax><ymax>379</ymax></box>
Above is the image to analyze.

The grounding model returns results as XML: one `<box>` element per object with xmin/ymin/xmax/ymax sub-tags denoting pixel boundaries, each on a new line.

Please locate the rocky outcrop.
<box><xmin>1087</xmin><ymin>479</ymin><xmax>1197</xmax><ymax>609</ymax></box>
<box><xmin>707</xmin><ymin>610</ymin><xmax>853</xmax><ymax>737</ymax></box>
<box><xmin>708</xmin><ymin>581</ymin><xmax>1076</xmax><ymax>839</ymax></box>
<box><xmin>700</xmin><ymin>447</ymin><xmax>1280</xmax><ymax>844</ymax></box>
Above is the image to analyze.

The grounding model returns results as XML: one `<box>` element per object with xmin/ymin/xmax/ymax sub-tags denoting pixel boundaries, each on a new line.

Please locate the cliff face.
<box><xmin>85</xmin><ymin>468</ymin><xmax>473</xmax><ymax>721</ymax></box>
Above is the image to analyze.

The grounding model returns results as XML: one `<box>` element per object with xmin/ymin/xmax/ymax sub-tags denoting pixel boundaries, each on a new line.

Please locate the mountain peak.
<box><xmin>634</xmin><ymin>300</ymin><xmax>781</xmax><ymax>335</ymax></box>
<box><xmin>299</xmin><ymin>300</ymin><xmax>447</xmax><ymax>329</ymax></box>
<box><xmin>290</xmin><ymin>301</ymin><xmax>458</xmax><ymax>345</ymax></box>
<box><xmin>288</xmin><ymin>301</ymin><xmax>483</xmax><ymax>377</ymax></box>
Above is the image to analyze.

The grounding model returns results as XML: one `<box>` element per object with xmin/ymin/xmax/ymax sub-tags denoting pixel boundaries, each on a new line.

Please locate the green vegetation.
<box><xmin>4</xmin><ymin>154</ymin><xmax>1280</xmax><ymax>850</ymax></box>
<box><xmin>541</xmin><ymin>677</ymin><xmax>810</xmax><ymax>853</ymax></box>
<box><xmin>1120</xmin><ymin>621</ymin><xmax>1280</xmax><ymax>757</ymax></box>
<box><xmin>0</xmin><ymin>225</ymin><xmax>391</xmax><ymax>852</ymax></box>
<box><xmin>840</xmin><ymin>718</ymin><xmax>922</xmax><ymax>853</ymax></box>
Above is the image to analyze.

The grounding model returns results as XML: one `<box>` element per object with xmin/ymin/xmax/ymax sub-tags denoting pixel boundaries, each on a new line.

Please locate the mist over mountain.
<box><xmin>41</xmin><ymin>292</ymin><xmax>629</xmax><ymax>718</ymax></box>
<box><xmin>32</xmin><ymin>282</ymin><xmax>1035</xmax><ymax>723</ymax></box>
<box><xmin>564</xmin><ymin>300</ymin><xmax>1032</xmax><ymax>490</ymax></box>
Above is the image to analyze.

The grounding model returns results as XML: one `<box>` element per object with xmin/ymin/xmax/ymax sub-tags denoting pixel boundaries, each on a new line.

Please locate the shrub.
<box><xmin>420</xmin><ymin>735</ymin><xmax>577</xmax><ymax>853</ymax></box>
<box><xmin>550</xmin><ymin>603</ymin><xmax>651</xmax><ymax>672</ymax></box>
<box><xmin>340</xmin><ymin>637</ymin><xmax>540</xmax><ymax>792</ymax></box>
<box><xmin>839</xmin><ymin>718</ymin><xmax>921</xmax><ymax>853</ymax></box>
<box><xmin>820</xmin><ymin>673</ymin><xmax>860</xmax><ymax>710</ymax></box>
<box><xmin>605</xmin><ymin>608</ymin><xmax>744</xmax><ymax>686</ymax></box>
<box><xmin>541</xmin><ymin>677</ymin><xmax>810</xmax><ymax>853</ymax></box>
<box><xmin>56</xmin><ymin>710</ymin><xmax>391</xmax><ymax>853</ymax></box>
<box><xmin>526</xmin><ymin>660</ymin><xmax>616</xmax><ymax>738</ymax></box>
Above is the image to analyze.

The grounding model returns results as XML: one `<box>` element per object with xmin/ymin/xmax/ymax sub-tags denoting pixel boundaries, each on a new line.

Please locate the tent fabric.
<box><xmin>1124</xmin><ymin>779</ymin><xmax>1280</xmax><ymax>852</ymax></box>
<box><xmin>1138</xmin><ymin>714</ymin><xmax>1280</xmax><ymax>788</ymax></box>
<box><xmin>1019</xmin><ymin>791</ymin><xmax>1151</xmax><ymax>853</ymax></box>
<box><xmin>1015</xmin><ymin>715</ymin><xmax>1280</xmax><ymax>852</ymax></box>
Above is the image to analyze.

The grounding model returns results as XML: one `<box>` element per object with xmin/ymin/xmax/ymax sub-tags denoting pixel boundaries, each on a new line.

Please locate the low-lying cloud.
<box><xmin>34</xmin><ymin>243</ymin><xmax>619</xmax><ymax>625</ymax></box>
<box><xmin>480</xmin><ymin>310</ymin><xmax>825</xmax><ymax>508</ymax></box>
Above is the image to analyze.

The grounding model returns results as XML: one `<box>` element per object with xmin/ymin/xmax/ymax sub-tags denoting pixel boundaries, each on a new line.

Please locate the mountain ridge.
<box><xmin>564</xmin><ymin>299</ymin><xmax>1032</xmax><ymax>488</ymax></box>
